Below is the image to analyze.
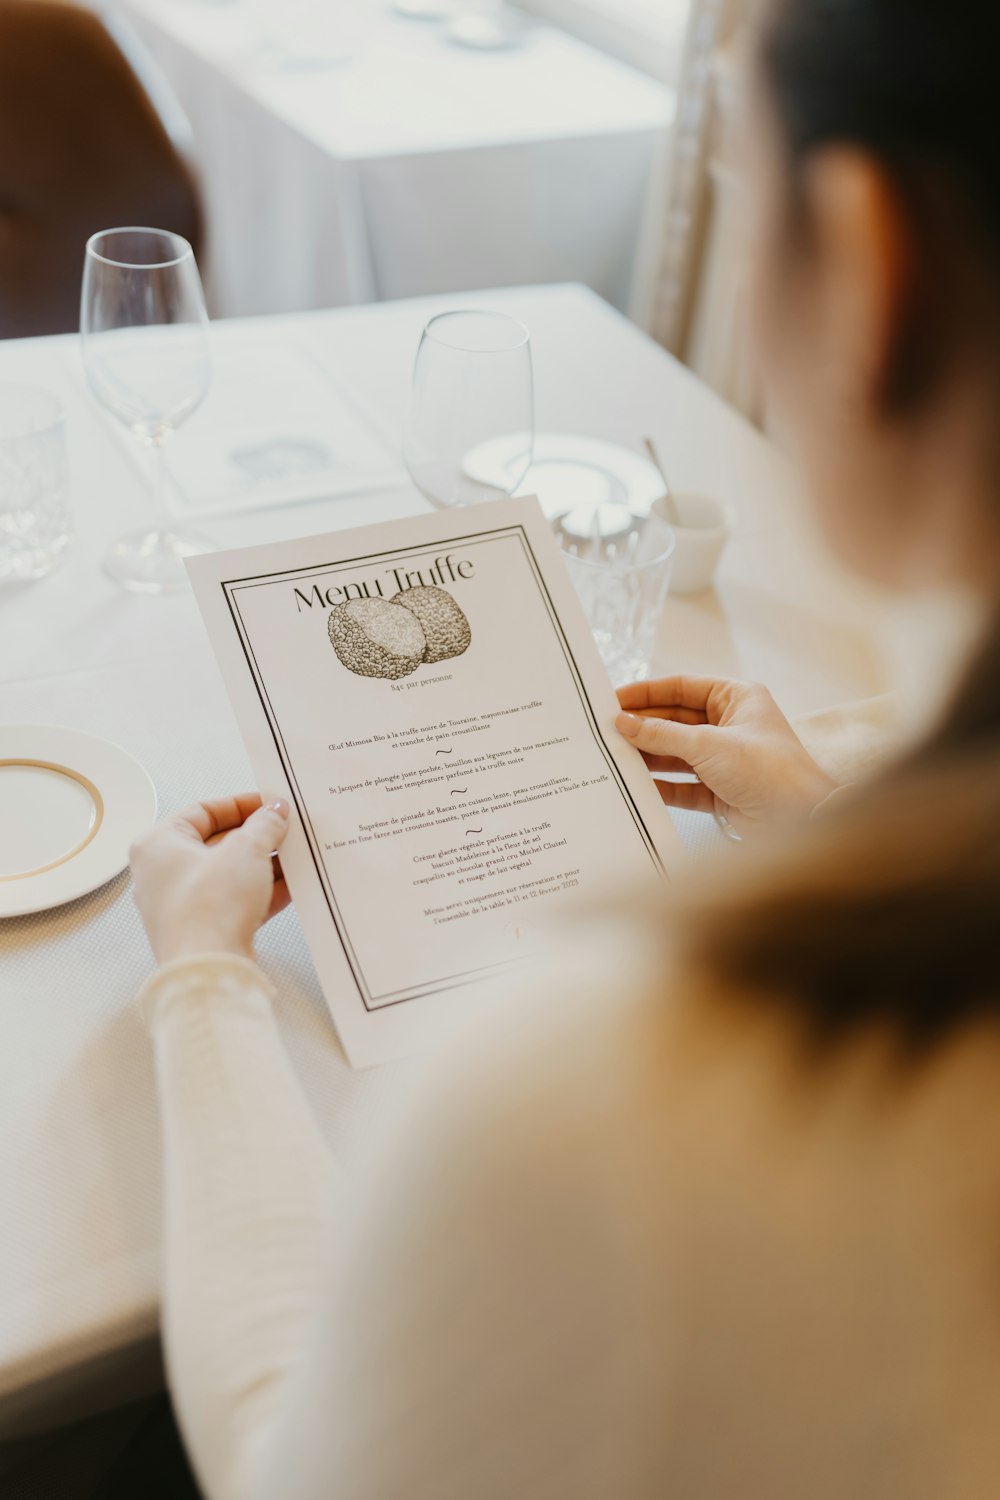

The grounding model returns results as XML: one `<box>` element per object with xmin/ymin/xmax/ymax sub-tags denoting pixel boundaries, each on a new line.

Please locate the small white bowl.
<box><xmin>651</xmin><ymin>491</ymin><xmax>736</xmax><ymax>595</ymax></box>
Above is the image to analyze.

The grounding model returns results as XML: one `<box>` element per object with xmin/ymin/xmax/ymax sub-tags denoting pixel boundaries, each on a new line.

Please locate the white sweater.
<box><xmin>141</xmin><ymin>926</ymin><xmax>1000</xmax><ymax>1500</ymax></box>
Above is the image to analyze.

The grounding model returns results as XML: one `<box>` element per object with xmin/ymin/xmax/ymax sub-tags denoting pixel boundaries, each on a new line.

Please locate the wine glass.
<box><xmin>403</xmin><ymin>310</ymin><xmax>534</xmax><ymax>508</ymax></box>
<box><xmin>81</xmin><ymin>227</ymin><xmax>213</xmax><ymax>593</ymax></box>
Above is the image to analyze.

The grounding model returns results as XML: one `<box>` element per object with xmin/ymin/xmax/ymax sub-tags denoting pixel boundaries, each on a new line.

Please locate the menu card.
<box><xmin>187</xmin><ymin>497</ymin><xmax>681</xmax><ymax>1066</ymax></box>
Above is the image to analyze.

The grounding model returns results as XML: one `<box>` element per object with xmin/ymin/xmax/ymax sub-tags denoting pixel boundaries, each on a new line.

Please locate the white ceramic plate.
<box><xmin>446</xmin><ymin>9</ymin><xmax>526</xmax><ymax>48</ymax></box>
<box><xmin>392</xmin><ymin>0</ymin><xmax>456</xmax><ymax>17</ymax></box>
<box><xmin>0</xmin><ymin>726</ymin><xmax>157</xmax><ymax>918</ymax></box>
<box><xmin>463</xmin><ymin>433</ymin><xmax>665</xmax><ymax>519</ymax></box>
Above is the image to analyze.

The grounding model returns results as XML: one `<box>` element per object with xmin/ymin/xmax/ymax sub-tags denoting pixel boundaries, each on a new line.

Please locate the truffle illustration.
<box><xmin>393</xmin><ymin>586</ymin><xmax>471</xmax><ymax>664</ymax></box>
<box><xmin>328</xmin><ymin>597</ymin><xmax>426</xmax><ymax>680</ymax></box>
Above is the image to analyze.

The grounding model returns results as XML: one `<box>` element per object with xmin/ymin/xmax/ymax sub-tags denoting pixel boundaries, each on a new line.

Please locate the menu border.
<box><xmin>222</xmin><ymin>523</ymin><xmax>663</xmax><ymax>1013</ymax></box>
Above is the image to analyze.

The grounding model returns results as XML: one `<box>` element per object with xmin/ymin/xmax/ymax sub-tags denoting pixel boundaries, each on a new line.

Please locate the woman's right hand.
<box><xmin>130</xmin><ymin>794</ymin><xmax>291</xmax><ymax>965</ymax></box>
<box><xmin>615</xmin><ymin>676</ymin><xmax>837</xmax><ymax>836</ymax></box>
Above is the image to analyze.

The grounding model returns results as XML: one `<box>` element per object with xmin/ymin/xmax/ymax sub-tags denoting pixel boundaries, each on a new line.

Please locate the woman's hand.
<box><xmin>130</xmin><ymin>794</ymin><xmax>291</xmax><ymax>965</ymax></box>
<box><xmin>616</xmin><ymin>676</ymin><xmax>836</xmax><ymax>836</ymax></box>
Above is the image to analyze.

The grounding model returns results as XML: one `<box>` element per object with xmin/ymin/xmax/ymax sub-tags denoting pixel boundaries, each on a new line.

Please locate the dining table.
<box><xmin>0</xmin><ymin>282</ymin><xmax>891</xmax><ymax>1438</ymax></box>
<box><xmin>111</xmin><ymin>0</ymin><xmax>675</xmax><ymax>318</ymax></box>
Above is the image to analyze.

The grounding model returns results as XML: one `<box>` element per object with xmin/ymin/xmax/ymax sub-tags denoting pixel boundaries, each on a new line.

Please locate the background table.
<box><xmin>112</xmin><ymin>0</ymin><xmax>674</xmax><ymax>317</ymax></box>
<box><xmin>0</xmin><ymin>284</ymin><xmax>890</xmax><ymax>1437</ymax></box>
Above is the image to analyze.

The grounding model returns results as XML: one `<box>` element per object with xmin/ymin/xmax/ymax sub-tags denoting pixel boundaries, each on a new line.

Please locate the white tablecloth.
<box><xmin>0</xmin><ymin>285</ymin><xmax>890</xmax><ymax>1435</ymax></box>
<box><xmin>111</xmin><ymin>0</ymin><xmax>674</xmax><ymax>317</ymax></box>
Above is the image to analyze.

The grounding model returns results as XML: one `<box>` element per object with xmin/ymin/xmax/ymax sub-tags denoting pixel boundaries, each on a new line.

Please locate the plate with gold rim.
<box><xmin>0</xmin><ymin>725</ymin><xmax>157</xmax><ymax>918</ymax></box>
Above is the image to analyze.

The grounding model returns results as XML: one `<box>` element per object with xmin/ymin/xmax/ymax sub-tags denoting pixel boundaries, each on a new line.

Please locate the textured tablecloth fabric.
<box><xmin>0</xmin><ymin>285</ymin><xmax>893</xmax><ymax>1431</ymax></box>
<box><xmin>113</xmin><ymin>0</ymin><xmax>674</xmax><ymax>317</ymax></box>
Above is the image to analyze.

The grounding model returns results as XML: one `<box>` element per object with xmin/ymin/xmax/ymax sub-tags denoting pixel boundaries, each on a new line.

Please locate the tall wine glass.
<box><xmin>403</xmin><ymin>310</ymin><xmax>534</xmax><ymax>508</ymax></box>
<box><xmin>81</xmin><ymin>227</ymin><xmax>213</xmax><ymax>593</ymax></box>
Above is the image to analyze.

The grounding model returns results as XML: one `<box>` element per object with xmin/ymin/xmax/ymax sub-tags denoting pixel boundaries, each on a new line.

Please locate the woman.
<box><xmin>130</xmin><ymin>1</ymin><xmax>1000</xmax><ymax>1496</ymax></box>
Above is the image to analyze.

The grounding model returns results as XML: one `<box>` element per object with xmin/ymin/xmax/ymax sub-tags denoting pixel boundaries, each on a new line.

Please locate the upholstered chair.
<box><xmin>0</xmin><ymin>0</ymin><xmax>201</xmax><ymax>339</ymax></box>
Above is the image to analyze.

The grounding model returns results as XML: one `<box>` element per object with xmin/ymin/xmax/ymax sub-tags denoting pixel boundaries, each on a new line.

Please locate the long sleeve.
<box><xmin>140</xmin><ymin>940</ymin><xmax>669</xmax><ymax>1500</ymax></box>
<box><xmin>794</xmin><ymin>693</ymin><xmax>903</xmax><ymax>785</ymax></box>
<box><xmin>140</xmin><ymin>955</ymin><xmax>342</xmax><ymax>1500</ymax></box>
<box><xmin>140</xmin><ymin>934</ymin><xmax>1000</xmax><ymax>1500</ymax></box>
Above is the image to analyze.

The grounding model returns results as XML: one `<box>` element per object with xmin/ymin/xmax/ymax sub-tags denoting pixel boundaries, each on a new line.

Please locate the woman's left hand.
<box><xmin>130</xmin><ymin>794</ymin><xmax>291</xmax><ymax>965</ymax></box>
<box><xmin>615</xmin><ymin>675</ymin><xmax>836</xmax><ymax>835</ymax></box>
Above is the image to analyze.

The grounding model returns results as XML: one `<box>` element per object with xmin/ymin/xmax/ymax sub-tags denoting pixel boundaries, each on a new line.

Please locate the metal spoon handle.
<box><xmin>644</xmin><ymin>436</ymin><xmax>682</xmax><ymax>527</ymax></box>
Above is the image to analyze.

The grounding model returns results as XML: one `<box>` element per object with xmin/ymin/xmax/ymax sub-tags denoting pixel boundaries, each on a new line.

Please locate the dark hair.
<box><xmin>760</xmin><ymin>0</ymin><xmax>1000</xmax><ymax>409</ymax></box>
<box><xmin>680</xmin><ymin>1</ymin><xmax>1000</xmax><ymax>1048</ymax></box>
<box><xmin>678</xmin><ymin>738</ymin><xmax>1000</xmax><ymax>1051</ymax></box>
<box><xmin>761</xmin><ymin>0</ymin><xmax>1000</xmax><ymax>246</ymax></box>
